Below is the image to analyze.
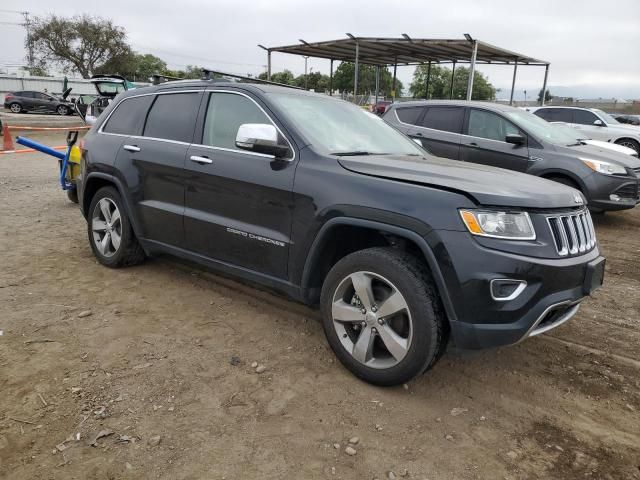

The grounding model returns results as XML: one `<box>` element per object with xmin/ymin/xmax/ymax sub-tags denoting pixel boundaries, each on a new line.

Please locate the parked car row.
<box><xmin>76</xmin><ymin>80</ymin><xmax>606</xmax><ymax>385</ymax></box>
<box><xmin>384</xmin><ymin>101</ymin><xmax>640</xmax><ymax>212</ymax></box>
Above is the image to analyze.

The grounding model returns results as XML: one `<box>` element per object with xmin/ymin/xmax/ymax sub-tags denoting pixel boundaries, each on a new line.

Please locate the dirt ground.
<box><xmin>1</xmin><ymin>132</ymin><xmax>639</xmax><ymax>480</ymax></box>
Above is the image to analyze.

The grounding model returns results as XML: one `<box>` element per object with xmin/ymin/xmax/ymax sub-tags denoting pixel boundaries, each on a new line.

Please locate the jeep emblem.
<box><xmin>574</xmin><ymin>194</ymin><xmax>583</xmax><ymax>204</ymax></box>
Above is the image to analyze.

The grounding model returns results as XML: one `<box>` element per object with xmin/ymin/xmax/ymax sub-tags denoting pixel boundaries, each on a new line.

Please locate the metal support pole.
<box><xmin>540</xmin><ymin>64</ymin><xmax>550</xmax><ymax>106</ymax></box>
<box><xmin>392</xmin><ymin>58</ymin><xmax>398</xmax><ymax>100</ymax></box>
<box><xmin>449</xmin><ymin>61</ymin><xmax>456</xmax><ymax>99</ymax></box>
<box><xmin>466</xmin><ymin>40</ymin><xmax>478</xmax><ymax>100</ymax></box>
<box><xmin>267</xmin><ymin>50</ymin><xmax>271</xmax><ymax>81</ymax></box>
<box><xmin>353</xmin><ymin>42</ymin><xmax>359</xmax><ymax>103</ymax></box>
<box><xmin>374</xmin><ymin>66</ymin><xmax>380</xmax><ymax>103</ymax></box>
<box><xmin>304</xmin><ymin>56</ymin><xmax>308</xmax><ymax>89</ymax></box>
<box><xmin>329</xmin><ymin>59</ymin><xmax>334</xmax><ymax>96</ymax></box>
<box><xmin>425</xmin><ymin>61</ymin><xmax>432</xmax><ymax>99</ymax></box>
<box><xmin>509</xmin><ymin>60</ymin><xmax>518</xmax><ymax>106</ymax></box>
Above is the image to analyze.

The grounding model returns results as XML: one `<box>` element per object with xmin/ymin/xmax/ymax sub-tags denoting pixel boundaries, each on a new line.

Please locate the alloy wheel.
<box><xmin>331</xmin><ymin>271</ymin><xmax>412</xmax><ymax>369</ymax></box>
<box><xmin>91</xmin><ymin>198</ymin><xmax>122</xmax><ymax>258</ymax></box>
<box><xmin>10</xmin><ymin>103</ymin><xmax>21</xmax><ymax>113</ymax></box>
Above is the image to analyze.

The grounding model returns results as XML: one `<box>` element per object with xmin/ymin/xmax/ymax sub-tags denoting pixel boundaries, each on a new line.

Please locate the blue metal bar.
<box><xmin>15</xmin><ymin>136</ymin><xmax>66</xmax><ymax>159</ymax></box>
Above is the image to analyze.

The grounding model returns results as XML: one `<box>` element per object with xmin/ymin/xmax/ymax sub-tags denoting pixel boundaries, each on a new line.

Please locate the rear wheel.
<box><xmin>88</xmin><ymin>186</ymin><xmax>145</xmax><ymax>268</ymax></box>
<box><xmin>9</xmin><ymin>103</ymin><xmax>22</xmax><ymax>113</ymax></box>
<box><xmin>320</xmin><ymin>247</ymin><xmax>446</xmax><ymax>386</ymax></box>
<box><xmin>614</xmin><ymin>138</ymin><xmax>640</xmax><ymax>155</ymax></box>
<box><xmin>57</xmin><ymin>105</ymin><xmax>69</xmax><ymax>116</ymax></box>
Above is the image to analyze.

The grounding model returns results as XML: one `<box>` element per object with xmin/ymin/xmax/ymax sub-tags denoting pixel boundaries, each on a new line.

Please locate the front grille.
<box><xmin>546</xmin><ymin>210</ymin><xmax>596</xmax><ymax>256</ymax></box>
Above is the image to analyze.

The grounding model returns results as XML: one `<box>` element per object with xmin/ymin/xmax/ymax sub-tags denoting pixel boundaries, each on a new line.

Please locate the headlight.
<box><xmin>580</xmin><ymin>158</ymin><xmax>627</xmax><ymax>175</ymax></box>
<box><xmin>459</xmin><ymin>209</ymin><xmax>536</xmax><ymax>240</ymax></box>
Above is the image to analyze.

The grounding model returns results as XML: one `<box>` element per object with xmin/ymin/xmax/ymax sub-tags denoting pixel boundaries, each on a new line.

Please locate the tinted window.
<box><xmin>468</xmin><ymin>109</ymin><xmax>519</xmax><ymax>142</ymax></box>
<box><xmin>144</xmin><ymin>93</ymin><xmax>200</xmax><ymax>143</ymax></box>
<box><xmin>573</xmin><ymin>109</ymin><xmax>598</xmax><ymax>125</ymax></box>
<box><xmin>420</xmin><ymin>107</ymin><xmax>464</xmax><ymax>133</ymax></box>
<box><xmin>202</xmin><ymin>92</ymin><xmax>272</xmax><ymax>150</ymax></box>
<box><xmin>20</xmin><ymin>91</ymin><xmax>35</xmax><ymax>98</ymax></box>
<box><xmin>395</xmin><ymin>106</ymin><xmax>424</xmax><ymax>125</ymax></box>
<box><xmin>102</xmin><ymin>95</ymin><xmax>154</xmax><ymax>136</ymax></box>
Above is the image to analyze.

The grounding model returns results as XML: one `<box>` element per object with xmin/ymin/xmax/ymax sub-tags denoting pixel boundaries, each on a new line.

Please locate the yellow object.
<box><xmin>66</xmin><ymin>145</ymin><xmax>82</xmax><ymax>181</ymax></box>
<box><xmin>460</xmin><ymin>210</ymin><xmax>483</xmax><ymax>234</ymax></box>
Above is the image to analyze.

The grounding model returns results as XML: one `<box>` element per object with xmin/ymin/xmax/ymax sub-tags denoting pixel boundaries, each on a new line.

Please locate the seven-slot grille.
<box><xmin>546</xmin><ymin>210</ymin><xmax>596</xmax><ymax>256</ymax></box>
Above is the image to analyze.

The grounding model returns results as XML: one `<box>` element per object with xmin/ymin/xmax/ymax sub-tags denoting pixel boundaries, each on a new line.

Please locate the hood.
<box><xmin>582</xmin><ymin>139</ymin><xmax>637</xmax><ymax>157</ymax></box>
<box><xmin>557</xmin><ymin>143</ymin><xmax>640</xmax><ymax>169</ymax></box>
<box><xmin>338</xmin><ymin>155</ymin><xmax>584</xmax><ymax>209</ymax></box>
<box><xmin>611</xmin><ymin>123</ymin><xmax>640</xmax><ymax>134</ymax></box>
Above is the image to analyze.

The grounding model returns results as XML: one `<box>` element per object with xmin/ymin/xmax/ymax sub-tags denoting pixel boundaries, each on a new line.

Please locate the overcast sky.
<box><xmin>1</xmin><ymin>0</ymin><xmax>639</xmax><ymax>99</ymax></box>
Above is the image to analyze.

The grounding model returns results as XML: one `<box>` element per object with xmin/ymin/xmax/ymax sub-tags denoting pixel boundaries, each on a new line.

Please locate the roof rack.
<box><xmin>201</xmin><ymin>68</ymin><xmax>303</xmax><ymax>90</ymax></box>
<box><xmin>151</xmin><ymin>73</ymin><xmax>185</xmax><ymax>85</ymax></box>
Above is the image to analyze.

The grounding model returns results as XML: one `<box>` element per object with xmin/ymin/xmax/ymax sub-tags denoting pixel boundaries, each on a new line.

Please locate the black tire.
<box><xmin>614</xmin><ymin>138</ymin><xmax>640</xmax><ymax>155</ymax></box>
<box><xmin>66</xmin><ymin>188</ymin><xmax>79</xmax><ymax>203</ymax></box>
<box><xmin>9</xmin><ymin>102</ymin><xmax>22</xmax><ymax>114</ymax></box>
<box><xmin>320</xmin><ymin>247</ymin><xmax>447</xmax><ymax>386</ymax></box>
<box><xmin>57</xmin><ymin>105</ymin><xmax>69</xmax><ymax>116</ymax></box>
<box><xmin>87</xmin><ymin>186</ymin><xmax>145</xmax><ymax>268</ymax></box>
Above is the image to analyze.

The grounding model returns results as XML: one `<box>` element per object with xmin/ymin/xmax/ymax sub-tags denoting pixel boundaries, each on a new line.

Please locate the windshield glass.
<box><xmin>593</xmin><ymin>109</ymin><xmax>620</xmax><ymax>125</ymax></box>
<box><xmin>94</xmin><ymin>82</ymin><xmax>125</xmax><ymax>96</ymax></box>
<box><xmin>549</xmin><ymin>122</ymin><xmax>590</xmax><ymax>141</ymax></box>
<box><xmin>268</xmin><ymin>93</ymin><xmax>425</xmax><ymax>156</ymax></box>
<box><xmin>505</xmin><ymin>109</ymin><xmax>581</xmax><ymax>146</ymax></box>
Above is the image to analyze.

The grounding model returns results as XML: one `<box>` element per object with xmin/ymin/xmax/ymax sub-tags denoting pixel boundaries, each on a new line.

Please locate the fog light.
<box><xmin>609</xmin><ymin>194</ymin><xmax>621</xmax><ymax>202</ymax></box>
<box><xmin>490</xmin><ymin>279</ymin><xmax>527</xmax><ymax>301</ymax></box>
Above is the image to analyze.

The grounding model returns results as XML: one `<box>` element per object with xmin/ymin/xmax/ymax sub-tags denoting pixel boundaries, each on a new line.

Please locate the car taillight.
<box><xmin>5</xmin><ymin>94</ymin><xmax>13</xmax><ymax>100</ymax></box>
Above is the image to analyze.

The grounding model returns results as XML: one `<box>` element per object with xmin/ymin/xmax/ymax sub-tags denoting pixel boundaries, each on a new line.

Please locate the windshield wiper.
<box><xmin>330</xmin><ymin>151</ymin><xmax>394</xmax><ymax>156</ymax></box>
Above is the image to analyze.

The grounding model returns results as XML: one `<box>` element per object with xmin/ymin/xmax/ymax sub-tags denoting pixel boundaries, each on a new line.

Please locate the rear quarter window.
<box><xmin>143</xmin><ymin>92</ymin><xmax>201</xmax><ymax>143</ymax></box>
<box><xmin>102</xmin><ymin>95</ymin><xmax>154</xmax><ymax>136</ymax></box>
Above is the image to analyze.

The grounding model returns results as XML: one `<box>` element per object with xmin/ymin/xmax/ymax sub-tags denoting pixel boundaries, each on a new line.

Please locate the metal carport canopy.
<box><xmin>261</xmin><ymin>36</ymin><xmax>550</xmax><ymax>104</ymax></box>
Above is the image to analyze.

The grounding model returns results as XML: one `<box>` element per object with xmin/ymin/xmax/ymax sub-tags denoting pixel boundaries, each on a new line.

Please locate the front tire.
<box><xmin>320</xmin><ymin>247</ymin><xmax>446</xmax><ymax>386</ymax></box>
<box><xmin>87</xmin><ymin>186</ymin><xmax>145</xmax><ymax>268</ymax></box>
<box><xmin>66</xmin><ymin>188</ymin><xmax>79</xmax><ymax>203</ymax></box>
<box><xmin>9</xmin><ymin>103</ymin><xmax>22</xmax><ymax>113</ymax></box>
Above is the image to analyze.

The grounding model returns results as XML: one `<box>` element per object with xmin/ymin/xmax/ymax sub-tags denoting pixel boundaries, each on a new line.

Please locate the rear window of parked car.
<box><xmin>420</xmin><ymin>107</ymin><xmax>464</xmax><ymax>133</ymax></box>
<box><xmin>102</xmin><ymin>95</ymin><xmax>154</xmax><ymax>136</ymax></box>
<box><xmin>395</xmin><ymin>106</ymin><xmax>423</xmax><ymax>125</ymax></box>
<box><xmin>143</xmin><ymin>93</ymin><xmax>201</xmax><ymax>143</ymax></box>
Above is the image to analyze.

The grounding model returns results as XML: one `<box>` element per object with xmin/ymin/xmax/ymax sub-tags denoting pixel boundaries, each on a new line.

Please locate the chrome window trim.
<box><xmin>202</xmin><ymin>89</ymin><xmax>295</xmax><ymax>162</ymax></box>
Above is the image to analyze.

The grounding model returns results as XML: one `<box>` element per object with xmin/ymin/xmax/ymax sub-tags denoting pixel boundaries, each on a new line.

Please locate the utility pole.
<box><xmin>22</xmin><ymin>11</ymin><xmax>33</xmax><ymax>72</ymax></box>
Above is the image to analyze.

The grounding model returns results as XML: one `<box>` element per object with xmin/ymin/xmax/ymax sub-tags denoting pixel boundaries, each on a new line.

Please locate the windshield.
<box><xmin>268</xmin><ymin>93</ymin><xmax>425</xmax><ymax>156</ymax></box>
<box><xmin>505</xmin><ymin>109</ymin><xmax>582</xmax><ymax>146</ymax></box>
<box><xmin>94</xmin><ymin>82</ymin><xmax>125</xmax><ymax>96</ymax></box>
<box><xmin>549</xmin><ymin>122</ymin><xmax>590</xmax><ymax>141</ymax></box>
<box><xmin>593</xmin><ymin>109</ymin><xmax>620</xmax><ymax>125</ymax></box>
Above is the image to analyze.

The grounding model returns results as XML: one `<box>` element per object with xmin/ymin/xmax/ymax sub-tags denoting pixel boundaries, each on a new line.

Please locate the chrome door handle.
<box><xmin>123</xmin><ymin>144</ymin><xmax>141</xmax><ymax>152</ymax></box>
<box><xmin>190</xmin><ymin>155</ymin><xmax>212</xmax><ymax>165</ymax></box>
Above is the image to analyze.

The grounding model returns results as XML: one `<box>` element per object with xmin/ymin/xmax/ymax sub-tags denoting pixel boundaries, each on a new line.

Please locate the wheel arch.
<box><xmin>539</xmin><ymin>169</ymin><xmax>586</xmax><ymax>192</ymax></box>
<box><xmin>300</xmin><ymin>217</ymin><xmax>457</xmax><ymax>323</ymax></box>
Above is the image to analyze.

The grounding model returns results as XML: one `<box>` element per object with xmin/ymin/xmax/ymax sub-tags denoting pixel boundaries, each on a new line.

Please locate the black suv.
<box><xmin>77</xmin><ymin>81</ymin><xmax>605</xmax><ymax>386</ymax></box>
<box><xmin>4</xmin><ymin>90</ymin><xmax>75</xmax><ymax>115</ymax></box>
<box><xmin>384</xmin><ymin>100</ymin><xmax>640</xmax><ymax>212</ymax></box>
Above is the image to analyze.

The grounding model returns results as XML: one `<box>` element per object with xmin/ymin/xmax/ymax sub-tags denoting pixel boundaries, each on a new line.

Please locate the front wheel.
<box><xmin>9</xmin><ymin>103</ymin><xmax>22</xmax><ymax>113</ymax></box>
<box><xmin>66</xmin><ymin>188</ymin><xmax>78</xmax><ymax>203</ymax></box>
<box><xmin>88</xmin><ymin>186</ymin><xmax>145</xmax><ymax>268</ymax></box>
<box><xmin>57</xmin><ymin>105</ymin><xmax>69</xmax><ymax>116</ymax></box>
<box><xmin>320</xmin><ymin>247</ymin><xmax>447</xmax><ymax>386</ymax></box>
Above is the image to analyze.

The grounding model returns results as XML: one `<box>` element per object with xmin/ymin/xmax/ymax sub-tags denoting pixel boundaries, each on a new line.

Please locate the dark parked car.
<box><xmin>371</xmin><ymin>100</ymin><xmax>392</xmax><ymax>115</ymax></box>
<box><xmin>77</xmin><ymin>81</ymin><xmax>605</xmax><ymax>385</ymax></box>
<box><xmin>384</xmin><ymin>100</ymin><xmax>640</xmax><ymax>212</ymax></box>
<box><xmin>612</xmin><ymin>114</ymin><xmax>640</xmax><ymax>126</ymax></box>
<box><xmin>4</xmin><ymin>90</ymin><xmax>75</xmax><ymax>115</ymax></box>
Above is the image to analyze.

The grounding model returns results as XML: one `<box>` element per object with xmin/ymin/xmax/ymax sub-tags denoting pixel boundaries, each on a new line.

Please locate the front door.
<box><xmin>460</xmin><ymin>108</ymin><xmax>530</xmax><ymax>172</ymax></box>
<box><xmin>184</xmin><ymin>90</ymin><xmax>297</xmax><ymax>279</ymax></box>
<box><xmin>570</xmin><ymin>109</ymin><xmax>607</xmax><ymax>140</ymax></box>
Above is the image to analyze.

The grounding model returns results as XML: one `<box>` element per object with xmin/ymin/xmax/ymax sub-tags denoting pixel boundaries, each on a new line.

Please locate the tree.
<box><xmin>332</xmin><ymin>62</ymin><xmax>403</xmax><ymax>97</ymax></box>
<box><xmin>27</xmin><ymin>15</ymin><xmax>131</xmax><ymax>78</ymax></box>
<box><xmin>294</xmin><ymin>71</ymin><xmax>330</xmax><ymax>92</ymax></box>
<box><xmin>96</xmin><ymin>53</ymin><xmax>167</xmax><ymax>81</ymax></box>
<box><xmin>258</xmin><ymin>69</ymin><xmax>297</xmax><ymax>86</ymax></box>
<box><xmin>409</xmin><ymin>65</ymin><xmax>495</xmax><ymax>100</ymax></box>
<box><xmin>538</xmin><ymin>88</ymin><xmax>552</xmax><ymax>103</ymax></box>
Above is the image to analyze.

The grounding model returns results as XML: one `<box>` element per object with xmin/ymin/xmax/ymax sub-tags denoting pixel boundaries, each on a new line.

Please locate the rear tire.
<box><xmin>57</xmin><ymin>105</ymin><xmax>69</xmax><ymax>116</ymax></box>
<box><xmin>87</xmin><ymin>186</ymin><xmax>145</xmax><ymax>268</ymax></box>
<box><xmin>9</xmin><ymin>103</ymin><xmax>22</xmax><ymax>113</ymax></box>
<box><xmin>614</xmin><ymin>138</ymin><xmax>640</xmax><ymax>155</ymax></box>
<box><xmin>320</xmin><ymin>247</ymin><xmax>446</xmax><ymax>386</ymax></box>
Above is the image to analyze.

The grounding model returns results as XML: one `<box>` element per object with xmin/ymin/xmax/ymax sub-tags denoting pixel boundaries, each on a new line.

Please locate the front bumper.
<box><xmin>428</xmin><ymin>230</ymin><xmax>604</xmax><ymax>349</ymax></box>
<box><xmin>583</xmin><ymin>171</ymin><xmax>639</xmax><ymax>211</ymax></box>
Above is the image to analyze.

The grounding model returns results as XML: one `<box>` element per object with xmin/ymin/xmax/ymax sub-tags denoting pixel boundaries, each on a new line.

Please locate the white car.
<box><xmin>528</xmin><ymin>106</ymin><xmax>640</xmax><ymax>155</ymax></box>
<box><xmin>549</xmin><ymin>122</ymin><xmax>638</xmax><ymax>157</ymax></box>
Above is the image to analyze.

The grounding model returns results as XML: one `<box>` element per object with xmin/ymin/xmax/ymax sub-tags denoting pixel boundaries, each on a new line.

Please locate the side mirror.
<box><xmin>235</xmin><ymin>123</ymin><xmax>290</xmax><ymax>158</ymax></box>
<box><xmin>593</xmin><ymin>119</ymin><xmax>605</xmax><ymax>127</ymax></box>
<box><xmin>505</xmin><ymin>133</ymin><xmax>526</xmax><ymax>146</ymax></box>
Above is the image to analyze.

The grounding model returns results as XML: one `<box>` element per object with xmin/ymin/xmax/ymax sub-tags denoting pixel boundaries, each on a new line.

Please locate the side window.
<box><xmin>20</xmin><ymin>92</ymin><xmax>34</xmax><ymax>98</ymax></box>
<box><xmin>547</xmin><ymin>109</ymin><xmax>573</xmax><ymax>123</ymax></box>
<box><xmin>420</xmin><ymin>107</ymin><xmax>464</xmax><ymax>133</ymax></box>
<box><xmin>202</xmin><ymin>92</ymin><xmax>283</xmax><ymax>153</ymax></box>
<box><xmin>143</xmin><ymin>93</ymin><xmax>201</xmax><ymax>143</ymax></box>
<box><xmin>468</xmin><ymin>109</ymin><xmax>519</xmax><ymax>142</ymax></box>
<box><xmin>533</xmin><ymin>109</ymin><xmax>551</xmax><ymax>120</ymax></box>
<box><xmin>572</xmin><ymin>109</ymin><xmax>599</xmax><ymax>126</ymax></box>
<box><xmin>395</xmin><ymin>106</ymin><xmax>424</xmax><ymax>125</ymax></box>
<box><xmin>102</xmin><ymin>95</ymin><xmax>154</xmax><ymax>136</ymax></box>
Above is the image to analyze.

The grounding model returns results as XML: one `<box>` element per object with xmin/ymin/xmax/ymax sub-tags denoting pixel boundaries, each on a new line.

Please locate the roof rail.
<box><xmin>151</xmin><ymin>73</ymin><xmax>184</xmax><ymax>85</ymax></box>
<box><xmin>201</xmin><ymin>68</ymin><xmax>303</xmax><ymax>90</ymax></box>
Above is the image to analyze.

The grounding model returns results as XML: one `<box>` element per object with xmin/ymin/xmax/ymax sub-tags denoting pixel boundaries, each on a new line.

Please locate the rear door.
<box><xmin>408</xmin><ymin>106</ymin><xmax>464</xmax><ymax>160</ymax></box>
<box><xmin>19</xmin><ymin>91</ymin><xmax>36</xmax><ymax>110</ymax></box>
<box><xmin>460</xmin><ymin>108</ymin><xmax>530</xmax><ymax>172</ymax></box>
<box><xmin>183</xmin><ymin>90</ymin><xmax>296</xmax><ymax>279</ymax></box>
<box><xmin>113</xmin><ymin>90</ymin><xmax>203</xmax><ymax>248</ymax></box>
